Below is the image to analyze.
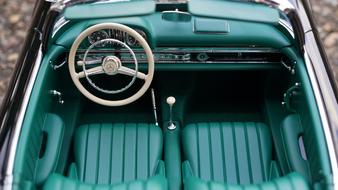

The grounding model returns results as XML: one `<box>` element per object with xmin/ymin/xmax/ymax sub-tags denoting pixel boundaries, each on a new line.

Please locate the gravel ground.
<box><xmin>0</xmin><ymin>0</ymin><xmax>337</xmax><ymax>102</ymax></box>
<box><xmin>311</xmin><ymin>0</ymin><xmax>338</xmax><ymax>82</ymax></box>
<box><xmin>0</xmin><ymin>0</ymin><xmax>35</xmax><ymax>102</ymax></box>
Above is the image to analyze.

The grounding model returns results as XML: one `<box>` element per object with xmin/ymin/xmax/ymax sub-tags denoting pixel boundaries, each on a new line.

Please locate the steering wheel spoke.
<box><xmin>77</xmin><ymin>66</ymin><xmax>104</xmax><ymax>78</ymax></box>
<box><xmin>118</xmin><ymin>66</ymin><xmax>147</xmax><ymax>80</ymax></box>
<box><xmin>77</xmin><ymin>59</ymin><xmax>102</xmax><ymax>66</ymax></box>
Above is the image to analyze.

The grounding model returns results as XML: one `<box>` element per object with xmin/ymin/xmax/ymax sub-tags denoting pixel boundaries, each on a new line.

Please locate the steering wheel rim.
<box><xmin>68</xmin><ymin>23</ymin><xmax>154</xmax><ymax>106</ymax></box>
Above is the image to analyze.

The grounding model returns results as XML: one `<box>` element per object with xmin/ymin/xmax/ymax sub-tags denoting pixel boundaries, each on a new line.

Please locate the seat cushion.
<box><xmin>73</xmin><ymin>123</ymin><xmax>163</xmax><ymax>184</ymax></box>
<box><xmin>184</xmin><ymin>172</ymin><xmax>309</xmax><ymax>190</ymax></box>
<box><xmin>182</xmin><ymin>122</ymin><xmax>272</xmax><ymax>184</ymax></box>
<box><xmin>44</xmin><ymin>174</ymin><xmax>167</xmax><ymax>190</ymax></box>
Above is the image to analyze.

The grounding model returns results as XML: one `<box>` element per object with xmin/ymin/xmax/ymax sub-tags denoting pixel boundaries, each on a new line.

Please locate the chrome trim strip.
<box><xmin>52</xmin><ymin>16</ymin><xmax>70</xmax><ymax>38</ymax></box>
<box><xmin>93</xmin><ymin>0</ymin><xmax>130</xmax><ymax>4</ymax></box>
<box><xmin>304</xmin><ymin>49</ymin><xmax>338</xmax><ymax>186</ymax></box>
<box><xmin>77</xmin><ymin>48</ymin><xmax>281</xmax><ymax>54</ymax></box>
<box><xmin>3</xmin><ymin>46</ymin><xmax>43</xmax><ymax>190</ymax></box>
<box><xmin>254</xmin><ymin>0</ymin><xmax>295</xmax><ymax>12</ymax></box>
<box><xmin>279</xmin><ymin>19</ymin><xmax>295</xmax><ymax>39</ymax></box>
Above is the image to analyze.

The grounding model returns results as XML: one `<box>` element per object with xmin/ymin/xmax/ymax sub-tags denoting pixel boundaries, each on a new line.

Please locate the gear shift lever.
<box><xmin>166</xmin><ymin>96</ymin><xmax>176</xmax><ymax>130</ymax></box>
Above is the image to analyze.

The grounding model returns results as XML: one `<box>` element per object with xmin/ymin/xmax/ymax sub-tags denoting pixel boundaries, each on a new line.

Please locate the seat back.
<box><xmin>182</xmin><ymin>122</ymin><xmax>272</xmax><ymax>185</ymax></box>
<box><xmin>72</xmin><ymin>123</ymin><xmax>163</xmax><ymax>184</ymax></box>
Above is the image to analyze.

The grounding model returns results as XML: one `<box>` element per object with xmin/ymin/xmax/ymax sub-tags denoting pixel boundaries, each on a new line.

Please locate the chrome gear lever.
<box><xmin>166</xmin><ymin>96</ymin><xmax>176</xmax><ymax>130</ymax></box>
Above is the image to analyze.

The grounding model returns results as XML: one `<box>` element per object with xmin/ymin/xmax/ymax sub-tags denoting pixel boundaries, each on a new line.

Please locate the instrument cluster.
<box><xmin>87</xmin><ymin>28</ymin><xmax>147</xmax><ymax>48</ymax></box>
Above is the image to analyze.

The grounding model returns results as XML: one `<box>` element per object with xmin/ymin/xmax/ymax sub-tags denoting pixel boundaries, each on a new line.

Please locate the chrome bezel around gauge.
<box><xmin>125</xmin><ymin>29</ymin><xmax>147</xmax><ymax>47</ymax></box>
<box><xmin>87</xmin><ymin>30</ymin><xmax>109</xmax><ymax>47</ymax></box>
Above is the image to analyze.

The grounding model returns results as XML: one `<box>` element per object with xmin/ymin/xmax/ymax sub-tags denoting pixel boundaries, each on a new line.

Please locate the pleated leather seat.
<box><xmin>44</xmin><ymin>123</ymin><xmax>167</xmax><ymax>190</ymax></box>
<box><xmin>182</xmin><ymin>122</ymin><xmax>309</xmax><ymax>190</ymax></box>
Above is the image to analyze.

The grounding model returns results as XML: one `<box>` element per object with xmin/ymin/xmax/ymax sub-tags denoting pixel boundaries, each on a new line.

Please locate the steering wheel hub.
<box><xmin>102</xmin><ymin>56</ymin><xmax>121</xmax><ymax>75</ymax></box>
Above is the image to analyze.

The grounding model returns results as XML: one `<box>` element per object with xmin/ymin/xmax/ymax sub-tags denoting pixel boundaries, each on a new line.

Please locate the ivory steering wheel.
<box><xmin>68</xmin><ymin>23</ymin><xmax>154</xmax><ymax>106</ymax></box>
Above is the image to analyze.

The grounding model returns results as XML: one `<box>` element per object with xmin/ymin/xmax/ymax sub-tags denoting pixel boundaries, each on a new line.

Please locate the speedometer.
<box><xmin>88</xmin><ymin>30</ymin><xmax>109</xmax><ymax>47</ymax></box>
<box><xmin>125</xmin><ymin>29</ymin><xmax>147</xmax><ymax>47</ymax></box>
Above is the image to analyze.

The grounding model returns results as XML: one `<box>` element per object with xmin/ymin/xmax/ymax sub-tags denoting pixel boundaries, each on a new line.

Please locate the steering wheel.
<box><xmin>68</xmin><ymin>23</ymin><xmax>154</xmax><ymax>106</ymax></box>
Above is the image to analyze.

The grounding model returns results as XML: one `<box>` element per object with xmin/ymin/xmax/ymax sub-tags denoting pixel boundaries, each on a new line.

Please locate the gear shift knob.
<box><xmin>166</xmin><ymin>96</ymin><xmax>176</xmax><ymax>130</ymax></box>
<box><xmin>166</xmin><ymin>96</ymin><xmax>176</xmax><ymax>106</ymax></box>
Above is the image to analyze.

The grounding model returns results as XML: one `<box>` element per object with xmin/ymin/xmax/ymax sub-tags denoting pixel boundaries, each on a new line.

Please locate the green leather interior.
<box><xmin>193</xmin><ymin>18</ymin><xmax>229</xmax><ymax>34</ymax></box>
<box><xmin>44</xmin><ymin>174</ymin><xmax>167</xmax><ymax>190</ymax></box>
<box><xmin>188</xmin><ymin>0</ymin><xmax>280</xmax><ymax>24</ymax></box>
<box><xmin>182</xmin><ymin>122</ymin><xmax>309</xmax><ymax>189</ymax></box>
<box><xmin>282</xmin><ymin>47</ymin><xmax>332</xmax><ymax>184</ymax></box>
<box><xmin>52</xmin><ymin>14</ymin><xmax>292</xmax><ymax>50</ymax></box>
<box><xmin>184</xmin><ymin>172</ymin><xmax>309</xmax><ymax>190</ymax></box>
<box><xmin>164</xmin><ymin>124</ymin><xmax>182</xmax><ymax>190</ymax></box>
<box><xmin>182</xmin><ymin>122</ymin><xmax>309</xmax><ymax>190</ymax></box>
<box><xmin>11</xmin><ymin>1</ymin><xmax>334</xmax><ymax>190</ymax></box>
<box><xmin>35</xmin><ymin>114</ymin><xmax>65</xmax><ymax>185</ymax></box>
<box><xmin>70</xmin><ymin>123</ymin><xmax>164</xmax><ymax>184</ymax></box>
<box><xmin>182</xmin><ymin>122</ymin><xmax>275</xmax><ymax>184</ymax></box>
<box><xmin>280</xmin><ymin>114</ymin><xmax>311</xmax><ymax>180</ymax></box>
<box><xmin>42</xmin><ymin>123</ymin><xmax>167</xmax><ymax>190</ymax></box>
<box><xmin>13</xmin><ymin>45</ymin><xmax>81</xmax><ymax>187</ymax></box>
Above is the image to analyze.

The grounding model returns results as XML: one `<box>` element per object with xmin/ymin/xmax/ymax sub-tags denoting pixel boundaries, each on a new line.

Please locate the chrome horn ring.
<box><xmin>82</xmin><ymin>38</ymin><xmax>138</xmax><ymax>94</ymax></box>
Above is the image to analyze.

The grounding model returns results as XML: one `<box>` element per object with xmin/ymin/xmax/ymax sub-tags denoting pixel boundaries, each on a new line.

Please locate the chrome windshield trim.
<box><xmin>279</xmin><ymin>18</ymin><xmax>295</xmax><ymax>38</ymax></box>
<box><xmin>52</xmin><ymin>16</ymin><xmax>70</xmax><ymax>38</ymax></box>
<box><xmin>304</xmin><ymin>48</ymin><xmax>338</xmax><ymax>187</ymax></box>
<box><xmin>50</xmin><ymin>0</ymin><xmax>129</xmax><ymax>11</ymax></box>
<box><xmin>253</xmin><ymin>0</ymin><xmax>295</xmax><ymax>12</ymax></box>
<box><xmin>3</xmin><ymin>46</ymin><xmax>43</xmax><ymax>190</ymax></box>
<box><xmin>93</xmin><ymin>0</ymin><xmax>130</xmax><ymax>4</ymax></box>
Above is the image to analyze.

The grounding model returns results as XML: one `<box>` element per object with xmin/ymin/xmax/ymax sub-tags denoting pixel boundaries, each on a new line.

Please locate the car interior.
<box><xmin>10</xmin><ymin>0</ymin><xmax>333</xmax><ymax>190</ymax></box>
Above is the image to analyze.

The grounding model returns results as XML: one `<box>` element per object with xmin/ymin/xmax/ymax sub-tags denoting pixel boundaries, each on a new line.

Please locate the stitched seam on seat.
<box><xmin>83</xmin><ymin>125</ymin><xmax>89</xmax><ymax>181</ymax></box>
<box><xmin>220</xmin><ymin>123</ymin><xmax>227</xmax><ymax>182</ymax></box>
<box><xmin>272</xmin><ymin>178</ymin><xmax>280</xmax><ymax>190</ymax></box>
<box><xmin>256</xmin><ymin>124</ymin><xmax>266</xmax><ymax>181</ymax></box>
<box><xmin>96</xmin><ymin>124</ymin><xmax>102</xmax><ymax>184</ymax></box>
<box><xmin>207</xmin><ymin>180</ymin><xmax>212</xmax><ymax>190</ymax></box>
<box><xmin>208</xmin><ymin>123</ymin><xmax>214</xmax><ymax>181</ymax></box>
<box><xmin>135</xmin><ymin>124</ymin><xmax>139</xmax><ymax>179</ymax></box>
<box><xmin>288</xmin><ymin>174</ymin><xmax>295</xmax><ymax>189</ymax></box>
<box><xmin>109</xmin><ymin>124</ymin><xmax>114</xmax><ymax>184</ymax></box>
<box><xmin>195</xmin><ymin>125</ymin><xmax>201</xmax><ymax>177</ymax></box>
<box><xmin>122</xmin><ymin>124</ymin><xmax>126</xmax><ymax>182</ymax></box>
<box><xmin>244</xmin><ymin>123</ymin><xmax>253</xmax><ymax>184</ymax></box>
<box><xmin>257</xmin><ymin>183</ymin><xmax>263</xmax><ymax>190</ymax></box>
<box><xmin>147</xmin><ymin>124</ymin><xmax>150</xmax><ymax>177</ymax></box>
<box><xmin>231</xmin><ymin>123</ymin><xmax>240</xmax><ymax>184</ymax></box>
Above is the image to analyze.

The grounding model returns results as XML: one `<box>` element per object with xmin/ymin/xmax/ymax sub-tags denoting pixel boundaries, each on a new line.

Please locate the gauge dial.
<box><xmin>88</xmin><ymin>30</ymin><xmax>109</xmax><ymax>47</ymax></box>
<box><xmin>125</xmin><ymin>30</ymin><xmax>147</xmax><ymax>47</ymax></box>
<box><xmin>111</xmin><ymin>29</ymin><xmax>125</xmax><ymax>42</ymax></box>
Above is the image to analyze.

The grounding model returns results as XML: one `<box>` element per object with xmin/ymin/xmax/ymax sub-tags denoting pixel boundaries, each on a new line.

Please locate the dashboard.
<box><xmin>77</xmin><ymin>27</ymin><xmax>283</xmax><ymax>66</ymax></box>
<box><xmin>51</xmin><ymin>9</ymin><xmax>294</xmax><ymax>70</ymax></box>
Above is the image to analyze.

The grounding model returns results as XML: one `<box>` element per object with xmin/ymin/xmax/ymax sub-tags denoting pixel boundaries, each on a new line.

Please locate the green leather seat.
<box><xmin>44</xmin><ymin>174</ymin><xmax>167</xmax><ymax>190</ymax></box>
<box><xmin>44</xmin><ymin>123</ymin><xmax>167</xmax><ymax>190</ymax></box>
<box><xmin>184</xmin><ymin>173</ymin><xmax>308</xmax><ymax>190</ymax></box>
<box><xmin>182</xmin><ymin>122</ymin><xmax>309</xmax><ymax>190</ymax></box>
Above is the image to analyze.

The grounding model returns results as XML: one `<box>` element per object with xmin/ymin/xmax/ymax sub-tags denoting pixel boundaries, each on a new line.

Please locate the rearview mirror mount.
<box><xmin>162</xmin><ymin>9</ymin><xmax>192</xmax><ymax>22</ymax></box>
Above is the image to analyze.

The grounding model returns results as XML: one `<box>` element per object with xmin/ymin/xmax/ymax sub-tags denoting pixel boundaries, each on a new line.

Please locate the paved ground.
<box><xmin>0</xmin><ymin>0</ymin><xmax>337</xmax><ymax>102</ymax></box>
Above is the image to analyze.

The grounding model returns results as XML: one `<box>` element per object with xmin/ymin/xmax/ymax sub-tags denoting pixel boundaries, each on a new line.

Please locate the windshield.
<box><xmin>53</xmin><ymin>0</ymin><xmax>295</xmax><ymax>10</ymax></box>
